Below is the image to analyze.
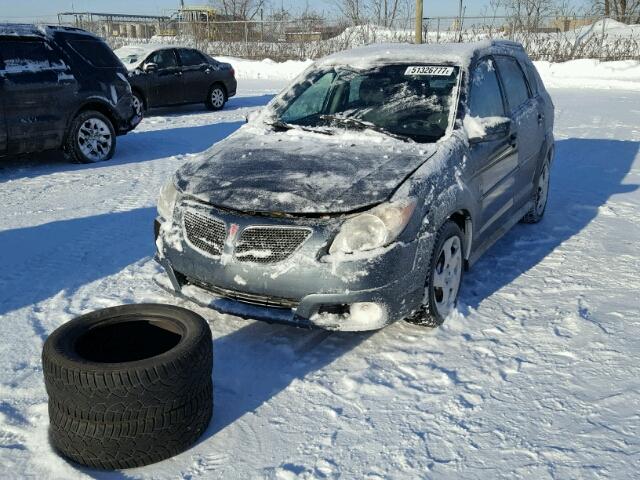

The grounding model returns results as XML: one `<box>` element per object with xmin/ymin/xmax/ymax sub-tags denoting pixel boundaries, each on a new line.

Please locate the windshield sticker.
<box><xmin>404</xmin><ymin>66</ymin><xmax>454</xmax><ymax>76</ymax></box>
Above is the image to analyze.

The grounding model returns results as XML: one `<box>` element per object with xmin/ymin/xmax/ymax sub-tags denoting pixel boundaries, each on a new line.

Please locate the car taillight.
<box><xmin>230</xmin><ymin>68</ymin><xmax>235</xmax><ymax>77</ymax></box>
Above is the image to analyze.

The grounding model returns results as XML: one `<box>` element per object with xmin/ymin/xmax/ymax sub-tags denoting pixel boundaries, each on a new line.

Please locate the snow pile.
<box><xmin>228</xmin><ymin>55</ymin><xmax>640</xmax><ymax>91</ymax></box>
<box><xmin>217</xmin><ymin>56</ymin><xmax>313</xmax><ymax>80</ymax></box>
<box><xmin>534</xmin><ymin>59</ymin><xmax>640</xmax><ymax>90</ymax></box>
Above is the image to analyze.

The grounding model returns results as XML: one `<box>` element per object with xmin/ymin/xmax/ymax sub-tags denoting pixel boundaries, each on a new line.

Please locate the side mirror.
<box><xmin>465</xmin><ymin>116</ymin><xmax>511</xmax><ymax>144</ymax></box>
<box><xmin>143</xmin><ymin>62</ymin><xmax>158</xmax><ymax>73</ymax></box>
<box><xmin>245</xmin><ymin>109</ymin><xmax>261</xmax><ymax>124</ymax></box>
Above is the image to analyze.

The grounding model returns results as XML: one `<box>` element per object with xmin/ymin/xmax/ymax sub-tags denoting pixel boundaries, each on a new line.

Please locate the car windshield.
<box><xmin>271</xmin><ymin>64</ymin><xmax>460</xmax><ymax>143</ymax></box>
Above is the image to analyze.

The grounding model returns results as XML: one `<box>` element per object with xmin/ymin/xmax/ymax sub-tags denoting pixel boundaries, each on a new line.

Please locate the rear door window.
<box><xmin>66</xmin><ymin>39</ymin><xmax>121</xmax><ymax>68</ymax></box>
<box><xmin>468</xmin><ymin>58</ymin><xmax>506</xmax><ymax>118</ymax></box>
<box><xmin>494</xmin><ymin>56</ymin><xmax>530</xmax><ymax>111</ymax></box>
<box><xmin>178</xmin><ymin>49</ymin><xmax>206</xmax><ymax>66</ymax></box>
<box><xmin>0</xmin><ymin>39</ymin><xmax>65</xmax><ymax>73</ymax></box>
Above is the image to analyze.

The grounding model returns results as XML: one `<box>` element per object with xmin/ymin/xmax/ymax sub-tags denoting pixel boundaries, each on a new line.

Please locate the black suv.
<box><xmin>0</xmin><ymin>25</ymin><xmax>140</xmax><ymax>163</ymax></box>
<box><xmin>114</xmin><ymin>46</ymin><xmax>237</xmax><ymax>114</ymax></box>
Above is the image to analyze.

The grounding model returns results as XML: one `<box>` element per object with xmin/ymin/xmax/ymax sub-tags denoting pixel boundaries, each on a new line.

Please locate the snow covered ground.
<box><xmin>1</xmin><ymin>71</ymin><xmax>639</xmax><ymax>478</ymax></box>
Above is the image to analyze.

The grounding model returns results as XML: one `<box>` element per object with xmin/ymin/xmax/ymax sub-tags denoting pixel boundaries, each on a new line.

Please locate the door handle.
<box><xmin>175</xmin><ymin>71</ymin><xmax>183</xmax><ymax>76</ymax></box>
<box><xmin>205</xmin><ymin>69</ymin><xmax>211</xmax><ymax>74</ymax></box>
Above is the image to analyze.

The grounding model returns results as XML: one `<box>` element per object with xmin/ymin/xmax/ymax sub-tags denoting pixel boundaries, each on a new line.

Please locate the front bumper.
<box><xmin>154</xmin><ymin>204</ymin><xmax>428</xmax><ymax>331</ymax></box>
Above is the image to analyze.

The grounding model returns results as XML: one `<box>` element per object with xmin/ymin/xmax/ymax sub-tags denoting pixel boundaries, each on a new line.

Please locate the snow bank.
<box><xmin>534</xmin><ymin>59</ymin><xmax>640</xmax><ymax>90</ymax></box>
<box><xmin>225</xmin><ymin>54</ymin><xmax>640</xmax><ymax>91</ymax></box>
<box><xmin>216</xmin><ymin>56</ymin><xmax>313</xmax><ymax>80</ymax></box>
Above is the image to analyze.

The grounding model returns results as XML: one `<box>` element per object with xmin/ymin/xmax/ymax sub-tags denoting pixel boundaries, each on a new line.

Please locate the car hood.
<box><xmin>174</xmin><ymin>126</ymin><xmax>438</xmax><ymax>214</ymax></box>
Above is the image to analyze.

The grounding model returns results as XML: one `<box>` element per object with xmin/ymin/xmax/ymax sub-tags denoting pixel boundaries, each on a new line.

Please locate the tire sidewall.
<box><xmin>69</xmin><ymin>111</ymin><xmax>116</xmax><ymax>164</ymax></box>
<box><xmin>207</xmin><ymin>85</ymin><xmax>226</xmax><ymax>111</ymax></box>
<box><xmin>427</xmin><ymin>221</ymin><xmax>465</xmax><ymax>325</ymax></box>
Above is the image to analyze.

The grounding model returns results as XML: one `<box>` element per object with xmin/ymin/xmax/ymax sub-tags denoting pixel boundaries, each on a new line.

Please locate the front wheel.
<box><xmin>64</xmin><ymin>110</ymin><xmax>116</xmax><ymax>164</ymax></box>
<box><xmin>132</xmin><ymin>91</ymin><xmax>145</xmax><ymax>118</ymax></box>
<box><xmin>206</xmin><ymin>85</ymin><xmax>226</xmax><ymax>111</ymax></box>
<box><xmin>406</xmin><ymin>220</ymin><xmax>465</xmax><ymax>328</ymax></box>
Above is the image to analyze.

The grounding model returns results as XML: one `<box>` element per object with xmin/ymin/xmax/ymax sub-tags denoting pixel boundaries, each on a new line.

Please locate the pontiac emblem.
<box><xmin>228</xmin><ymin>223</ymin><xmax>240</xmax><ymax>240</ymax></box>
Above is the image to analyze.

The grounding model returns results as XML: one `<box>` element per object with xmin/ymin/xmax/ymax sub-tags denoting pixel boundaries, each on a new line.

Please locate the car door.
<box><xmin>466</xmin><ymin>56</ymin><xmax>518</xmax><ymax>241</ymax></box>
<box><xmin>0</xmin><ymin>52</ymin><xmax>7</xmax><ymax>155</ymax></box>
<box><xmin>0</xmin><ymin>37</ymin><xmax>77</xmax><ymax>154</ymax></box>
<box><xmin>177</xmin><ymin>48</ymin><xmax>212</xmax><ymax>104</ymax></box>
<box><xmin>494</xmin><ymin>55</ymin><xmax>543</xmax><ymax>210</ymax></box>
<box><xmin>143</xmin><ymin>49</ymin><xmax>184</xmax><ymax>107</ymax></box>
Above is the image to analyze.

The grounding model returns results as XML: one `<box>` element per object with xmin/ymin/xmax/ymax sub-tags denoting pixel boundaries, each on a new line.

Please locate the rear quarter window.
<box><xmin>0</xmin><ymin>39</ymin><xmax>66</xmax><ymax>73</ymax></box>
<box><xmin>66</xmin><ymin>39</ymin><xmax>122</xmax><ymax>68</ymax></box>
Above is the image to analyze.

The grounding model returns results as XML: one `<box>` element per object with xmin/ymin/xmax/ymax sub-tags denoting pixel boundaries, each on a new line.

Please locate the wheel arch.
<box><xmin>447</xmin><ymin>209</ymin><xmax>473</xmax><ymax>264</ymax></box>
<box><xmin>65</xmin><ymin>100</ymin><xmax>118</xmax><ymax>141</ymax></box>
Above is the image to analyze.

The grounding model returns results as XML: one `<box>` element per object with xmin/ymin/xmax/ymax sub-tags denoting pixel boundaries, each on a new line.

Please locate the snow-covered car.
<box><xmin>114</xmin><ymin>45</ymin><xmax>237</xmax><ymax>114</ymax></box>
<box><xmin>154</xmin><ymin>40</ymin><xmax>555</xmax><ymax>331</ymax></box>
<box><xmin>0</xmin><ymin>24</ymin><xmax>141</xmax><ymax>163</ymax></box>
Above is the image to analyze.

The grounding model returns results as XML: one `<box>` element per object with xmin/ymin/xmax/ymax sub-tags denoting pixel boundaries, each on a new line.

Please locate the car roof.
<box><xmin>0</xmin><ymin>23</ymin><xmax>100</xmax><ymax>40</ymax></box>
<box><xmin>317</xmin><ymin>40</ymin><xmax>526</xmax><ymax>71</ymax></box>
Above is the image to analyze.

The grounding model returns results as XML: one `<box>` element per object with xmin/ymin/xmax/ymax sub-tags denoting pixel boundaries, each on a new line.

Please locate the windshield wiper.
<box><xmin>265</xmin><ymin>119</ymin><xmax>293</xmax><ymax>132</ymax></box>
<box><xmin>319</xmin><ymin>115</ymin><xmax>412</xmax><ymax>142</ymax></box>
<box><xmin>266</xmin><ymin>119</ymin><xmax>334</xmax><ymax>136</ymax></box>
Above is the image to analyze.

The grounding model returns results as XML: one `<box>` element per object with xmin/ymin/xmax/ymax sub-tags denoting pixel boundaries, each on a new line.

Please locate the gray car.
<box><xmin>154</xmin><ymin>40</ymin><xmax>554</xmax><ymax>331</ymax></box>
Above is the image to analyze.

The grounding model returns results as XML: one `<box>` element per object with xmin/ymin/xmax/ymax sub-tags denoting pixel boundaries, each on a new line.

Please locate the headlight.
<box><xmin>157</xmin><ymin>179</ymin><xmax>178</xmax><ymax>220</ymax></box>
<box><xmin>329</xmin><ymin>198</ymin><xmax>417</xmax><ymax>255</ymax></box>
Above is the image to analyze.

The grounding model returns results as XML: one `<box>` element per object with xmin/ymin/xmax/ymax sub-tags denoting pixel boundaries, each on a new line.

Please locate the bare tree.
<box><xmin>592</xmin><ymin>0</ymin><xmax>640</xmax><ymax>22</ymax></box>
<box><xmin>211</xmin><ymin>0</ymin><xmax>266</xmax><ymax>20</ymax></box>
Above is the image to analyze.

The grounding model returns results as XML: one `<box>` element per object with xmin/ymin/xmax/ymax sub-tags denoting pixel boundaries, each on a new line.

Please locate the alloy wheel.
<box><xmin>432</xmin><ymin>235</ymin><xmax>463</xmax><ymax>318</ymax></box>
<box><xmin>77</xmin><ymin>118</ymin><xmax>113</xmax><ymax>162</ymax></box>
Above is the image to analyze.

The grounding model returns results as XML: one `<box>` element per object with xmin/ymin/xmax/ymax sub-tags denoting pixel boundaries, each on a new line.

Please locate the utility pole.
<box><xmin>415</xmin><ymin>0</ymin><xmax>423</xmax><ymax>44</ymax></box>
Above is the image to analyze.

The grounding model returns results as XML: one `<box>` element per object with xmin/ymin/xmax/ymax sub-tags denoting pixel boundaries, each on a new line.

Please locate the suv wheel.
<box><xmin>65</xmin><ymin>110</ymin><xmax>116</xmax><ymax>163</ymax></box>
<box><xmin>132</xmin><ymin>92</ymin><xmax>145</xmax><ymax>117</ymax></box>
<box><xmin>406</xmin><ymin>220</ymin><xmax>464</xmax><ymax>328</ymax></box>
<box><xmin>521</xmin><ymin>157</ymin><xmax>551</xmax><ymax>224</ymax></box>
<box><xmin>206</xmin><ymin>85</ymin><xmax>226</xmax><ymax>111</ymax></box>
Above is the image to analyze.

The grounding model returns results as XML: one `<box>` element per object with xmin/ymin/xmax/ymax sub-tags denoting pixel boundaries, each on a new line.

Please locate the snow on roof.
<box><xmin>0</xmin><ymin>23</ymin><xmax>98</xmax><ymax>39</ymax></box>
<box><xmin>317</xmin><ymin>40</ymin><xmax>495</xmax><ymax>70</ymax></box>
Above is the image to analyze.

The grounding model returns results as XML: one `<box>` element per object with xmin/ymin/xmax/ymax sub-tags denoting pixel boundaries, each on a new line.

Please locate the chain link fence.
<box><xmin>58</xmin><ymin>14</ymin><xmax>640</xmax><ymax>62</ymax></box>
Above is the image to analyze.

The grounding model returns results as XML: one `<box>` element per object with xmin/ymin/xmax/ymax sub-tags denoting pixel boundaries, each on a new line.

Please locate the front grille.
<box><xmin>187</xmin><ymin>277</ymin><xmax>298</xmax><ymax>309</ymax></box>
<box><xmin>234</xmin><ymin>226</ymin><xmax>312</xmax><ymax>264</ymax></box>
<box><xmin>183</xmin><ymin>210</ymin><xmax>226</xmax><ymax>256</ymax></box>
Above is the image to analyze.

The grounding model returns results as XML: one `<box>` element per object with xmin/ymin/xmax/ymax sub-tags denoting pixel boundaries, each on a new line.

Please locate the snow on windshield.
<box><xmin>270</xmin><ymin>64</ymin><xmax>460</xmax><ymax>143</ymax></box>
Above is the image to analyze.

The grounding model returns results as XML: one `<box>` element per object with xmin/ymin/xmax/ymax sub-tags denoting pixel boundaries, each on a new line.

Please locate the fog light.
<box><xmin>350</xmin><ymin>302</ymin><xmax>387</xmax><ymax>327</ymax></box>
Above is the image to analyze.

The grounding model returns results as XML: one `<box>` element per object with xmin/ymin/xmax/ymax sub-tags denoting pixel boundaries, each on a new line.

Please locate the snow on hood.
<box><xmin>174</xmin><ymin>125</ymin><xmax>439</xmax><ymax>214</ymax></box>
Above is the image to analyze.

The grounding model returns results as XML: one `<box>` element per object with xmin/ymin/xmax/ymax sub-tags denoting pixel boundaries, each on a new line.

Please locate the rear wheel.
<box><xmin>521</xmin><ymin>157</ymin><xmax>550</xmax><ymax>224</ymax></box>
<box><xmin>406</xmin><ymin>220</ymin><xmax>464</xmax><ymax>328</ymax></box>
<box><xmin>206</xmin><ymin>85</ymin><xmax>226</xmax><ymax>111</ymax></box>
<box><xmin>65</xmin><ymin>110</ymin><xmax>116</xmax><ymax>164</ymax></box>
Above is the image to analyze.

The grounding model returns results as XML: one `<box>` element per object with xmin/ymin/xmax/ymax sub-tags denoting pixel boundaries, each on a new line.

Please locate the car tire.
<box><xmin>521</xmin><ymin>157</ymin><xmax>551</xmax><ymax>224</ymax></box>
<box><xmin>42</xmin><ymin>304</ymin><xmax>213</xmax><ymax>469</ymax></box>
<box><xmin>64</xmin><ymin>110</ymin><xmax>116</xmax><ymax>164</ymax></box>
<box><xmin>132</xmin><ymin>91</ymin><xmax>145</xmax><ymax>118</ymax></box>
<box><xmin>206</xmin><ymin>84</ymin><xmax>226</xmax><ymax>111</ymax></box>
<box><xmin>406</xmin><ymin>220</ymin><xmax>465</xmax><ymax>328</ymax></box>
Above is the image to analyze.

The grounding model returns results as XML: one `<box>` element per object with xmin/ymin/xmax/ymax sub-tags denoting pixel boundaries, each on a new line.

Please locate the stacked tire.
<box><xmin>42</xmin><ymin>304</ymin><xmax>213</xmax><ymax>470</ymax></box>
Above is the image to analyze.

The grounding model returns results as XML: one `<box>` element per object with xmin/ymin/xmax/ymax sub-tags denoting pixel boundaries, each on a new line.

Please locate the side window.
<box><xmin>0</xmin><ymin>39</ymin><xmax>64</xmax><ymax>73</ymax></box>
<box><xmin>494</xmin><ymin>56</ymin><xmax>530</xmax><ymax>111</ymax></box>
<box><xmin>178</xmin><ymin>49</ymin><xmax>206</xmax><ymax>67</ymax></box>
<box><xmin>147</xmin><ymin>49</ymin><xmax>178</xmax><ymax>69</ymax></box>
<box><xmin>66</xmin><ymin>39</ymin><xmax>121</xmax><ymax>68</ymax></box>
<box><xmin>280</xmin><ymin>71</ymin><xmax>336</xmax><ymax>122</ymax></box>
<box><xmin>468</xmin><ymin>58</ymin><xmax>505</xmax><ymax>118</ymax></box>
